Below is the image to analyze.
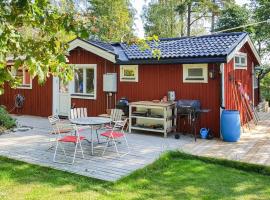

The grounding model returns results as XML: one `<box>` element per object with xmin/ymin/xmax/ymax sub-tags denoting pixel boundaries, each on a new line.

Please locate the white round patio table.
<box><xmin>70</xmin><ymin>117</ymin><xmax>112</xmax><ymax>155</ymax></box>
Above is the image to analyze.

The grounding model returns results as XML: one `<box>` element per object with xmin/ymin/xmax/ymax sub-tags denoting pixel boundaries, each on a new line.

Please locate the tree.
<box><xmin>251</xmin><ymin>0</ymin><xmax>270</xmax><ymax>59</ymax></box>
<box><xmin>215</xmin><ymin>3</ymin><xmax>250</xmax><ymax>32</ymax></box>
<box><xmin>260</xmin><ymin>73</ymin><xmax>270</xmax><ymax>102</ymax></box>
<box><xmin>142</xmin><ymin>0</ymin><xmax>223</xmax><ymax>38</ymax></box>
<box><xmin>142</xmin><ymin>0</ymin><xmax>183</xmax><ymax>38</ymax></box>
<box><xmin>0</xmin><ymin>0</ymin><xmax>91</xmax><ymax>94</ymax></box>
<box><xmin>176</xmin><ymin>0</ymin><xmax>221</xmax><ymax>36</ymax></box>
<box><xmin>87</xmin><ymin>0</ymin><xmax>135</xmax><ymax>42</ymax></box>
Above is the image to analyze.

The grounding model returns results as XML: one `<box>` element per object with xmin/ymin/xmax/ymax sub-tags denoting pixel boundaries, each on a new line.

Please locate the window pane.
<box><xmin>188</xmin><ymin>68</ymin><xmax>203</xmax><ymax>77</ymax></box>
<box><xmin>235</xmin><ymin>56</ymin><xmax>240</xmax><ymax>64</ymax></box>
<box><xmin>86</xmin><ymin>68</ymin><xmax>94</xmax><ymax>94</ymax></box>
<box><xmin>24</xmin><ymin>71</ymin><xmax>31</xmax><ymax>85</ymax></box>
<box><xmin>16</xmin><ymin>70</ymin><xmax>24</xmax><ymax>84</ymax></box>
<box><xmin>241</xmin><ymin>57</ymin><xmax>246</xmax><ymax>64</ymax></box>
<box><xmin>74</xmin><ymin>68</ymin><xmax>84</xmax><ymax>93</ymax></box>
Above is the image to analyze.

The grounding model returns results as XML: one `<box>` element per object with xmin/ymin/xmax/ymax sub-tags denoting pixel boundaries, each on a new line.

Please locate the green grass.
<box><xmin>1</xmin><ymin>152</ymin><xmax>270</xmax><ymax>200</ymax></box>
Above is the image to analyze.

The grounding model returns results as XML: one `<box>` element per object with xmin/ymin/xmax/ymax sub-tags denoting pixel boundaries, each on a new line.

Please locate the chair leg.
<box><xmin>102</xmin><ymin>138</ymin><xmax>110</xmax><ymax>156</ymax></box>
<box><xmin>59</xmin><ymin>142</ymin><xmax>67</xmax><ymax>158</ymax></box>
<box><xmin>96</xmin><ymin>129</ymin><xmax>100</xmax><ymax>143</ymax></box>
<box><xmin>124</xmin><ymin>136</ymin><xmax>130</xmax><ymax>153</ymax></box>
<box><xmin>78</xmin><ymin>140</ymin><xmax>84</xmax><ymax>158</ymax></box>
<box><xmin>112</xmin><ymin>138</ymin><xmax>120</xmax><ymax>156</ymax></box>
<box><xmin>72</xmin><ymin>142</ymin><xmax>79</xmax><ymax>164</ymax></box>
<box><xmin>53</xmin><ymin>141</ymin><xmax>59</xmax><ymax>162</ymax></box>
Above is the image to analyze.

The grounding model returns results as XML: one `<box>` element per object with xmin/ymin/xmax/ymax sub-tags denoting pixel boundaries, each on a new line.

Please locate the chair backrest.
<box><xmin>48</xmin><ymin>115</ymin><xmax>60</xmax><ymax>134</ymax></box>
<box><xmin>112</xmin><ymin>118</ymin><xmax>128</xmax><ymax>132</ymax></box>
<box><xmin>110</xmin><ymin>109</ymin><xmax>123</xmax><ymax>122</ymax></box>
<box><xmin>54</xmin><ymin>122</ymin><xmax>78</xmax><ymax>137</ymax></box>
<box><xmin>70</xmin><ymin>108</ymin><xmax>87</xmax><ymax>119</ymax></box>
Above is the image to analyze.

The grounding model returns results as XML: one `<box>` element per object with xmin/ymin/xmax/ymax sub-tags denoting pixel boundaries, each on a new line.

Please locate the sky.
<box><xmin>131</xmin><ymin>0</ymin><xmax>250</xmax><ymax>38</ymax></box>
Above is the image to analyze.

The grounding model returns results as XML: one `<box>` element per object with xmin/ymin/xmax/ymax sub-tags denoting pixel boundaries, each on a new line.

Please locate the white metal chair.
<box><xmin>70</xmin><ymin>107</ymin><xmax>100</xmax><ymax>143</ymax></box>
<box><xmin>110</xmin><ymin>109</ymin><xmax>124</xmax><ymax>122</ymax></box>
<box><xmin>104</xmin><ymin>109</ymin><xmax>124</xmax><ymax>130</ymax></box>
<box><xmin>48</xmin><ymin>115</ymin><xmax>72</xmax><ymax>150</ymax></box>
<box><xmin>100</xmin><ymin>119</ymin><xmax>129</xmax><ymax>157</ymax></box>
<box><xmin>53</xmin><ymin>122</ymin><xmax>85</xmax><ymax>164</ymax></box>
<box><xmin>70</xmin><ymin>108</ymin><xmax>87</xmax><ymax>119</ymax></box>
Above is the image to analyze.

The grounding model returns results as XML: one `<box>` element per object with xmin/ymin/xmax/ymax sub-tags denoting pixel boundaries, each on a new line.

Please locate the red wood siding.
<box><xmin>224</xmin><ymin>43</ymin><xmax>258</xmax><ymax>124</ymax></box>
<box><xmin>68</xmin><ymin>48</ymin><xmax>116</xmax><ymax>116</ymax></box>
<box><xmin>69</xmin><ymin>49</ymin><xmax>221</xmax><ymax>136</ymax></box>
<box><xmin>0</xmin><ymin>77</ymin><xmax>53</xmax><ymax>117</ymax></box>
<box><xmin>117</xmin><ymin>64</ymin><xmax>221</xmax><ymax>136</ymax></box>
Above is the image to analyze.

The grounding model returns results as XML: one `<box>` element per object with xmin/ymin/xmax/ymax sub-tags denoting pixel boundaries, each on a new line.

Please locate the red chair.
<box><xmin>53</xmin><ymin>123</ymin><xmax>85</xmax><ymax>164</ymax></box>
<box><xmin>101</xmin><ymin>119</ymin><xmax>129</xmax><ymax>157</ymax></box>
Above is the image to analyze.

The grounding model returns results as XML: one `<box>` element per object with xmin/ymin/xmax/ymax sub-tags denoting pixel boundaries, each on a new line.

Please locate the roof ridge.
<box><xmin>159</xmin><ymin>32</ymin><xmax>246</xmax><ymax>41</ymax></box>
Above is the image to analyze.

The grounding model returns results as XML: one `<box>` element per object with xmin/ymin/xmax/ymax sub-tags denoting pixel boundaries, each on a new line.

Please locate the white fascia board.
<box><xmin>226</xmin><ymin>35</ymin><xmax>261</xmax><ymax>65</ymax></box>
<box><xmin>68</xmin><ymin>39</ymin><xmax>116</xmax><ymax>63</ymax></box>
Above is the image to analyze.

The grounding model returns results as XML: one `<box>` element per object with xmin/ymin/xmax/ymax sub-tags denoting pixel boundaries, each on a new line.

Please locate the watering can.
<box><xmin>200</xmin><ymin>128</ymin><xmax>209</xmax><ymax>139</ymax></box>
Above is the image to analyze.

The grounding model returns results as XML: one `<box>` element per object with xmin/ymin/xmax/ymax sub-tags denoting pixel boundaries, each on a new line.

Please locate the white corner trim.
<box><xmin>220</xmin><ymin>63</ymin><xmax>225</xmax><ymax>108</ymax></box>
<box><xmin>68</xmin><ymin>39</ymin><xmax>116</xmax><ymax>63</ymax></box>
<box><xmin>227</xmin><ymin>35</ymin><xmax>261</xmax><ymax>65</ymax></box>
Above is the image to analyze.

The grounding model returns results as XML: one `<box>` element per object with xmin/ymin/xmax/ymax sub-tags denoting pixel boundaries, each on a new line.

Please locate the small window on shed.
<box><xmin>234</xmin><ymin>52</ymin><xmax>247</xmax><ymax>69</ymax></box>
<box><xmin>11</xmin><ymin>67</ymin><xmax>32</xmax><ymax>89</ymax></box>
<box><xmin>183</xmin><ymin>64</ymin><xmax>208</xmax><ymax>83</ymax></box>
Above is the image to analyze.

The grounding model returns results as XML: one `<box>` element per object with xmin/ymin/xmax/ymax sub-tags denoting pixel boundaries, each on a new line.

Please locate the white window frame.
<box><xmin>120</xmin><ymin>65</ymin><xmax>139</xmax><ymax>82</ymax></box>
<box><xmin>11</xmin><ymin>67</ymin><xmax>32</xmax><ymax>89</ymax></box>
<box><xmin>234</xmin><ymin>52</ymin><xmax>247</xmax><ymax>70</ymax></box>
<box><xmin>70</xmin><ymin>64</ymin><xmax>97</xmax><ymax>100</ymax></box>
<box><xmin>183</xmin><ymin>64</ymin><xmax>208</xmax><ymax>83</ymax></box>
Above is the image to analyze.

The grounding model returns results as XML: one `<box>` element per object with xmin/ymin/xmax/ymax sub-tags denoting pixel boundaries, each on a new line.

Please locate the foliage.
<box><xmin>142</xmin><ymin>0</ymin><xmax>183</xmax><ymax>38</ymax></box>
<box><xmin>260</xmin><ymin>70</ymin><xmax>270</xmax><ymax>102</ymax></box>
<box><xmin>215</xmin><ymin>3</ymin><xmax>251</xmax><ymax>32</ymax></box>
<box><xmin>87</xmin><ymin>0</ymin><xmax>135</xmax><ymax>42</ymax></box>
<box><xmin>142</xmin><ymin>0</ymin><xmax>233</xmax><ymax>37</ymax></box>
<box><xmin>0</xmin><ymin>106</ymin><xmax>16</xmax><ymax>129</ymax></box>
<box><xmin>251</xmin><ymin>0</ymin><xmax>270</xmax><ymax>59</ymax></box>
<box><xmin>0</xmin><ymin>152</ymin><xmax>270</xmax><ymax>199</ymax></box>
<box><xmin>0</xmin><ymin>0</ymin><xmax>93</xmax><ymax>94</ymax></box>
<box><xmin>176</xmin><ymin>0</ymin><xmax>221</xmax><ymax>36</ymax></box>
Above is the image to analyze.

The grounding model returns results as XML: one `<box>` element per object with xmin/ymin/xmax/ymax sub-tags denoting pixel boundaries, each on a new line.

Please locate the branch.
<box><xmin>189</xmin><ymin>11</ymin><xmax>208</xmax><ymax>26</ymax></box>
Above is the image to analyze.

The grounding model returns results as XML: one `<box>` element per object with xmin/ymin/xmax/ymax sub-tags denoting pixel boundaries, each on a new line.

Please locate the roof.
<box><xmin>69</xmin><ymin>32</ymin><xmax>260</xmax><ymax>64</ymax></box>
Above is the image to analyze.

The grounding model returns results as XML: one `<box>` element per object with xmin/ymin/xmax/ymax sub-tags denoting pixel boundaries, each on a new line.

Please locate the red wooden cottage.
<box><xmin>0</xmin><ymin>32</ymin><xmax>261</xmax><ymax>137</ymax></box>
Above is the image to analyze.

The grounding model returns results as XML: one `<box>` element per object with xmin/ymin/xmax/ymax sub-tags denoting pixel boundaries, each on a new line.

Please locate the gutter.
<box><xmin>116</xmin><ymin>56</ymin><xmax>227</xmax><ymax>65</ymax></box>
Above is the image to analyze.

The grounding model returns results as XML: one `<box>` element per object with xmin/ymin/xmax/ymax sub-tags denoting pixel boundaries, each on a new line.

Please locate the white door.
<box><xmin>53</xmin><ymin>77</ymin><xmax>71</xmax><ymax>116</ymax></box>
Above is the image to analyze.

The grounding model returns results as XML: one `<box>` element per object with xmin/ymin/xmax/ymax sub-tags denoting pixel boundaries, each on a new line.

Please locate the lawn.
<box><xmin>0</xmin><ymin>152</ymin><xmax>270</xmax><ymax>200</ymax></box>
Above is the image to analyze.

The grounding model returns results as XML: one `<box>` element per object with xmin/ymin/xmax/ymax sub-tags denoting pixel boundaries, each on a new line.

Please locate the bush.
<box><xmin>261</xmin><ymin>73</ymin><xmax>270</xmax><ymax>103</ymax></box>
<box><xmin>0</xmin><ymin>106</ymin><xmax>16</xmax><ymax>129</ymax></box>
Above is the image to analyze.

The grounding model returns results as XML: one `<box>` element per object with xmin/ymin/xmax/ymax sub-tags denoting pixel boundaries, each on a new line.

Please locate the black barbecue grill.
<box><xmin>176</xmin><ymin>100</ymin><xmax>210</xmax><ymax>141</ymax></box>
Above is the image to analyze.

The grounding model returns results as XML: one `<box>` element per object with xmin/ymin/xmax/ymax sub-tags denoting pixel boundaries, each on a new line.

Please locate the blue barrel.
<box><xmin>221</xmin><ymin>110</ymin><xmax>241</xmax><ymax>142</ymax></box>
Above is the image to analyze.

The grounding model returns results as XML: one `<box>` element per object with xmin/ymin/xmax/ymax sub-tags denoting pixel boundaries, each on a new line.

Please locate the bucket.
<box><xmin>221</xmin><ymin>110</ymin><xmax>241</xmax><ymax>142</ymax></box>
<box><xmin>200</xmin><ymin>128</ymin><xmax>209</xmax><ymax>139</ymax></box>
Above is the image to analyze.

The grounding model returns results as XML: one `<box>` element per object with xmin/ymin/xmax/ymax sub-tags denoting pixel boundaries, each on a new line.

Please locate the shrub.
<box><xmin>0</xmin><ymin>106</ymin><xmax>16</xmax><ymax>129</ymax></box>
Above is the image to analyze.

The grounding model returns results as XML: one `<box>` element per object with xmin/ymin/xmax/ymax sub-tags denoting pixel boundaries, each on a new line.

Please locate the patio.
<box><xmin>0</xmin><ymin>112</ymin><xmax>269</xmax><ymax>182</ymax></box>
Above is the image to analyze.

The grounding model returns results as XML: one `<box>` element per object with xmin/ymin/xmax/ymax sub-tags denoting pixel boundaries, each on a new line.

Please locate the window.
<box><xmin>183</xmin><ymin>64</ymin><xmax>208</xmax><ymax>83</ymax></box>
<box><xmin>71</xmin><ymin>64</ymin><xmax>96</xmax><ymax>99</ymax></box>
<box><xmin>11</xmin><ymin>67</ymin><xmax>32</xmax><ymax>89</ymax></box>
<box><xmin>234</xmin><ymin>52</ymin><xmax>247</xmax><ymax>69</ymax></box>
<box><xmin>120</xmin><ymin>65</ymin><xmax>138</xmax><ymax>82</ymax></box>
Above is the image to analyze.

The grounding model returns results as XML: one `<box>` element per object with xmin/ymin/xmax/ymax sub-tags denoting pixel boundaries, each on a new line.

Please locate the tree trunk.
<box><xmin>211</xmin><ymin>0</ymin><xmax>216</xmax><ymax>32</ymax></box>
<box><xmin>187</xmin><ymin>3</ymin><xmax>191</xmax><ymax>36</ymax></box>
<box><xmin>180</xmin><ymin>13</ymin><xmax>184</xmax><ymax>36</ymax></box>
